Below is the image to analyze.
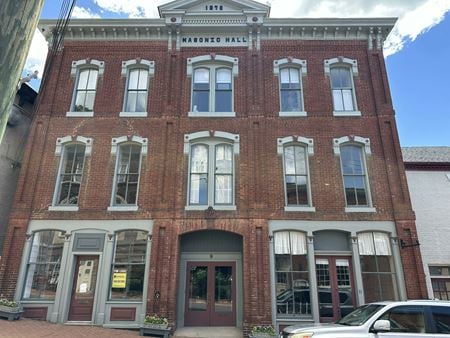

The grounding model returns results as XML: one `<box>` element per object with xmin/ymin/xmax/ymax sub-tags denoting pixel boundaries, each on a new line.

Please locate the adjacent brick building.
<box><xmin>0</xmin><ymin>0</ymin><xmax>427</xmax><ymax>335</ymax></box>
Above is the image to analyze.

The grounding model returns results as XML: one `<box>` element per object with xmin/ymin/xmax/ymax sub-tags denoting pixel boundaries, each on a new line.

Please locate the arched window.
<box><xmin>23</xmin><ymin>230</ymin><xmax>64</xmax><ymax>300</ymax></box>
<box><xmin>273</xmin><ymin>231</ymin><xmax>310</xmax><ymax>317</ymax></box>
<box><xmin>110</xmin><ymin>230</ymin><xmax>148</xmax><ymax>300</ymax></box>
<box><xmin>185</xmin><ymin>131</ymin><xmax>239</xmax><ymax>210</ymax></box>
<box><xmin>325</xmin><ymin>57</ymin><xmax>360</xmax><ymax>116</ymax></box>
<box><xmin>68</xmin><ymin>59</ymin><xmax>104</xmax><ymax>117</ymax></box>
<box><xmin>50</xmin><ymin>136</ymin><xmax>92</xmax><ymax>211</ymax></box>
<box><xmin>274</xmin><ymin>58</ymin><xmax>307</xmax><ymax>116</ymax></box>
<box><xmin>109</xmin><ymin>136</ymin><xmax>147</xmax><ymax>211</ymax></box>
<box><xmin>334</xmin><ymin>136</ymin><xmax>374</xmax><ymax>211</ymax></box>
<box><xmin>358</xmin><ymin>232</ymin><xmax>398</xmax><ymax>302</ymax></box>
<box><xmin>121</xmin><ymin>59</ymin><xmax>155</xmax><ymax>117</ymax></box>
<box><xmin>187</xmin><ymin>55</ymin><xmax>238</xmax><ymax>117</ymax></box>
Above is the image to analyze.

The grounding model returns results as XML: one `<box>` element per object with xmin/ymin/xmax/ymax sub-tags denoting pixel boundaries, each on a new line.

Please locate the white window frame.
<box><xmin>184</xmin><ymin>131</ymin><xmax>239</xmax><ymax>210</ymax></box>
<box><xmin>108</xmin><ymin>136</ymin><xmax>147</xmax><ymax>212</ymax></box>
<box><xmin>49</xmin><ymin>136</ymin><xmax>92</xmax><ymax>212</ymax></box>
<box><xmin>333</xmin><ymin>136</ymin><xmax>375</xmax><ymax>212</ymax></box>
<box><xmin>187</xmin><ymin>55</ymin><xmax>239</xmax><ymax>117</ymax></box>
<box><xmin>277</xmin><ymin>136</ymin><xmax>315</xmax><ymax>212</ymax></box>
<box><xmin>273</xmin><ymin>58</ymin><xmax>307</xmax><ymax>117</ymax></box>
<box><xmin>67</xmin><ymin>59</ymin><xmax>104</xmax><ymax>117</ymax></box>
<box><xmin>120</xmin><ymin>59</ymin><xmax>155</xmax><ymax>117</ymax></box>
<box><xmin>324</xmin><ymin>57</ymin><xmax>361</xmax><ymax>117</ymax></box>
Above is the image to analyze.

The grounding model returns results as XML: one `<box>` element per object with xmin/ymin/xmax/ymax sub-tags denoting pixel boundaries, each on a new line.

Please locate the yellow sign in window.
<box><xmin>112</xmin><ymin>272</ymin><xmax>127</xmax><ymax>288</ymax></box>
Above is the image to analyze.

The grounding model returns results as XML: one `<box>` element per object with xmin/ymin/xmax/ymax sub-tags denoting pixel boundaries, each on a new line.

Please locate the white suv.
<box><xmin>282</xmin><ymin>300</ymin><xmax>450</xmax><ymax>337</ymax></box>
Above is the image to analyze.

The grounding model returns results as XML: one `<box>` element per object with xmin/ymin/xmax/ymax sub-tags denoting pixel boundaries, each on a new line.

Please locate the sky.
<box><xmin>23</xmin><ymin>0</ymin><xmax>450</xmax><ymax>146</ymax></box>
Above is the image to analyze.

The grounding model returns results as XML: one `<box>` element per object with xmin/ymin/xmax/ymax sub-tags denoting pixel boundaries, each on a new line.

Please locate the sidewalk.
<box><xmin>0</xmin><ymin>319</ymin><xmax>140</xmax><ymax>337</ymax></box>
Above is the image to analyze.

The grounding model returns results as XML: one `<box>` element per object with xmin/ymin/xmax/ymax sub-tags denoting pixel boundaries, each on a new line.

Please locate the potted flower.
<box><xmin>0</xmin><ymin>298</ymin><xmax>23</xmax><ymax>320</ymax></box>
<box><xmin>251</xmin><ymin>325</ymin><xmax>277</xmax><ymax>337</ymax></box>
<box><xmin>144</xmin><ymin>313</ymin><xmax>169</xmax><ymax>329</ymax></box>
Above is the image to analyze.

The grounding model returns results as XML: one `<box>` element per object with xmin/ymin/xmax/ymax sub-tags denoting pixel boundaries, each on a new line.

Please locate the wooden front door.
<box><xmin>184</xmin><ymin>262</ymin><xmax>236</xmax><ymax>327</ymax></box>
<box><xmin>68</xmin><ymin>256</ymin><xmax>99</xmax><ymax>321</ymax></box>
<box><xmin>315</xmin><ymin>256</ymin><xmax>355</xmax><ymax>322</ymax></box>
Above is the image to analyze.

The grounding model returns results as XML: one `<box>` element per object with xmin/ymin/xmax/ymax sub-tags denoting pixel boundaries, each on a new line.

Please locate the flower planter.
<box><xmin>143</xmin><ymin>323</ymin><xmax>168</xmax><ymax>329</ymax></box>
<box><xmin>0</xmin><ymin>306</ymin><xmax>23</xmax><ymax>321</ymax></box>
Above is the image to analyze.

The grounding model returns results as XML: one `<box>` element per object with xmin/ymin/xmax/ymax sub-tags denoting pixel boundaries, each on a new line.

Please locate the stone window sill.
<box><xmin>48</xmin><ymin>206</ymin><xmax>79</xmax><ymax>212</ymax></box>
<box><xmin>66</xmin><ymin>111</ymin><xmax>94</xmax><ymax>117</ymax></box>
<box><xmin>345</xmin><ymin>207</ymin><xmax>376</xmax><ymax>213</ymax></box>
<box><xmin>119</xmin><ymin>111</ymin><xmax>148</xmax><ymax>117</ymax></box>
<box><xmin>279</xmin><ymin>111</ymin><xmax>308</xmax><ymax>117</ymax></box>
<box><xmin>284</xmin><ymin>206</ymin><xmax>316</xmax><ymax>212</ymax></box>
<box><xmin>107</xmin><ymin>206</ymin><xmax>139</xmax><ymax>212</ymax></box>
<box><xmin>185</xmin><ymin>205</ymin><xmax>237</xmax><ymax>211</ymax></box>
<box><xmin>333</xmin><ymin>110</ymin><xmax>361</xmax><ymax>117</ymax></box>
<box><xmin>188</xmin><ymin>111</ymin><xmax>236</xmax><ymax>117</ymax></box>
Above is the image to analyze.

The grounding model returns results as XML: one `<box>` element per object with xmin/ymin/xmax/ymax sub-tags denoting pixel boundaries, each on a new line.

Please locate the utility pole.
<box><xmin>0</xmin><ymin>0</ymin><xmax>45</xmax><ymax>142</ymax></box>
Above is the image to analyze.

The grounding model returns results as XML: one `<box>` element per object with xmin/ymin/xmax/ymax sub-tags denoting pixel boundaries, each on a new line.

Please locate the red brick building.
<box><xmin>0</xmin><ymin>0</ymin><xmax>427</xmax><ymax>335</ymax></box>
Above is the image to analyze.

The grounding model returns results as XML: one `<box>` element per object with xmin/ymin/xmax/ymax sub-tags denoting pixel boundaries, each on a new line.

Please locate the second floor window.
<box><xmin>112</xmin><ymin>143</ymin><xmax>142</xmax><ymax>206</ymax></box>
<box><xmin>189</xmin><ymin>142</ymin><xmax>234</xmax><ymax>206</ymax></box>
<box><xmin>192</xmin><ymin>67</ymin><xmax>232</xmax><ymax>113</ymax></box>
<box><xmin>124</xmin><ymin>68</ymin><xmax>148</xmax><ymax>113</ymax></box>
<box><xmin>283</xmin><ymin>145</ymin><xmax>310</xmax><ymax>206</ymax></box>
<box><xmin>73</xmin><ymin>68</ymin><xmax>98</xmax><ymax>112</ymax></box>
<box><xmin>280</xmin><ymin>67</ymin><xmax>302</xmax><ymax>112</ymax></box>
<box><xmin>340</xmin><ymin>145</ymin><xmax>370</xmax><ymax>207</ymax></box>
<box><xmin>54</xmin><ymin>143</ymin><xmax>86</xmax><ymax>206</ymax></box>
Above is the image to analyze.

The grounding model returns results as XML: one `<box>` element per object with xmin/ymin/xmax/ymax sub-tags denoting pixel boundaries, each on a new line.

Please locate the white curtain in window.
<box><xmin>23</xmin><ymin>232</ymin><xmax>41</xmax><ymax>298</ymax></box>
<box><xmin>274</xmin><ymin>231</ymin><xmax>306</xmax><ymax>255</ymax></box>
<box><xmin>358</xmin><ymin>232</ymin><xmax>375</xmax><ymax>255</ymax></box>
<box><xmin>374</xmin><ymin>232</ymin><xmax>391</xmax><ymax>256</ymax></box>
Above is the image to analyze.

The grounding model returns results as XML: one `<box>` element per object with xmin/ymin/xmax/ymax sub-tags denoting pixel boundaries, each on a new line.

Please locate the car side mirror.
<box><xmin>372</xmin><ymin>320</ymin><xmax>391</xmax><ymax>332</ymax></box>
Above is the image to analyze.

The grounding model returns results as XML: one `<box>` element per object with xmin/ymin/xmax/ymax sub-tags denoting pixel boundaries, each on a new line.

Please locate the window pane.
<box><xmin>126</xmin><ymin>92</ymin><xmax>137</xmax><ymax>112</ymax></box>
<box><xmin>194</xmin><ymin>68</ymin><xmax>210</xmax><ymax>83</ymax></box>
<box><xmin>280</xmin><ymin>68</ymin><xmax>290</xmax><ymax>83</ymax></box>
<box><xmin>216</xmin><ymin>68</ymin><xmax>231</xmax><ymax>84</ymax></box>
<box><xmin>77</xmin><ymin>70</ymin><xmax>89</xmax><ymax>89</ymax></box>
<box><xmin>295</xmin><ymin>147</ymin><xmax>306</xmax><ymax>174</ymax></box>
<box><xmin>215</xmin><ymin>145</ymin><xmax>232</xmax><ymax>173</ymax></box>
<box><xmin>136</xmin><ymin>92</ymin><xmax>147</xmax><ymax>112</ymax></box>
<box><xmin>431</xmin><ymin>306</ymin><xmax>450</xmax><ymax>333</ymax></box>
<box><xmin>342</xmin><ymin>146</ymin><xmax>363</xmax><ymax>175</ymax></box>
<box><xmin>296</xmin><ymin>176</ymin><xmax>308</xmax><ymax>205</ymax></box>
<box><xmin>286</xmin><ymin>176</ymin><xmax>298</xmax><ymax>205</ymax></box>
<box><xmin>192</xmin><ymin>91</ymin><xmax>209</xmax><ymax>112</ymax></box>
<box><xmin>114</xmin><ymin>144</ymin><xmax>141</xmax><ymax>206</ymax></box>
<box><xmin>114</xmin><ymin>230</ymin><xmax>147</xmax><ymax>264</ymax></box>
<box><xmin>215</xmin><ymin>175</ymin><xmax>232</xmax><ymax>204</ymax></box>
<box><xmin>190</xmin><ymin>174</ymin><xmax>208</xmax><ymax>204</ymax></box>
<box><xmin>360</xmin><ymin>255</ymin><xmax>378</xmax><ymax>273</ymax></box>
<box><xmin>362</xmin><ymin>274</ymin><xmax>381</xmax><ymax>303</ymax></box>
<box><xmin>289</xmin><ymin>68</ymin><xmax>300</xmax><ymax>83</ymax></box>
<box><xmin>281</xmin><ymin>90</ymin><xmax>301</xmax><ymax>111</ymax></box>
<box><xmin>84</xmin><ymin>91</ymin><xmax>95</xmax><ymax>111</ymax></box>
<box><xmin>379</xmin><ymin>274</ymin><xmax>397</xmax><ymax>300</ymax></box>
<box><xmin>191</xmin><ymin>145</ymin><xmax>208</xmax><ymax>173</ymax></box>
<box><xmin>86</xmin><ymin>69</ymin><xmax>98</xmax><ymax>90</ymax></box>
<box><xmin>137</xmin><ymin>70</ymin><xmax>148</xmax><ymax>90</ymax></box>
<box><xmin>380</xmin><ymin>306</ymin><xmax>425</xmax><ymax>333</ymax></box>
<box><xmin>331</xmin><ymin>67</ymin><xmax>351</xmax><ymax>88</ymax></box>
<box><xmin>23</xmin><ymin>231</ymin><xmax>64</xmax><ymax>300</ymax></box>
<box><xmin>110</xmin><ymin>264</ymin><xmax>145</xmax><ymax>300</ymax></box>
<box><xmin>344</xmin><ymin>177</ymin><xmax>357</xmax><ymax>205</ymax></box>
<box><xmin>128</xmin><ymin>69</ymin><xmax>139</xmax><ymax>89</ymax></box>
<box><xmin>284</xmin><ymin>146</ymin><xmax>296</xmax><ymax>175</ymax></box>
<box><xmin>74</xmin><ymin>92</ymin><xmax>86</xmax><ymax>112</ymax></box>
<box><xmin>342</xmin><ymin>89</ymin><xmax>354</xmax><ymax>111</ymax></box>
<box><xmin>333</xmin><ymin>90</ymin><xmax>344</xmax><ymax>111</ymax></box>
<box><xmin>215</xmin><ymin>91</ymin><xmax>232</xmax><ymax>112</ymax></box>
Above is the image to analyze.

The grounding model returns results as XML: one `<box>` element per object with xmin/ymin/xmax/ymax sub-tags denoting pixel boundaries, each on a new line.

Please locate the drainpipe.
<box><xmin>0</xmin><ymin>0</ymin><xmax>45</xmax><ymax>142</ymax></box>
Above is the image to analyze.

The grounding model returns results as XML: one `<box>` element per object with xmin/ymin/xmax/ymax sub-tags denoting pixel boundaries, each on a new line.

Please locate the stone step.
<box><xmin>173</xmin><ymin>327</ymin><xmax>243</xmax><ymax>338</ymax></box>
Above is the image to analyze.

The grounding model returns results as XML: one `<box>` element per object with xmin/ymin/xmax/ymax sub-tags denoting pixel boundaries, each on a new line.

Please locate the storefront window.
<box><xmin>358</xmin><ymin>232</ymin><xmax>398</xmax><ymax>302</ymax></box>
<box><xmin>110</xmin><ymin>230</ymin><xmax>148</xmax><ymax>300</ymax></box>
<box><xmin>23</xmin><ymin>231</ymin><xmax>64</xmax><ymax>300</ymax></box>
<box><xmin>274</xmin><ymin>231</ymin><xmax>310</xmax><ymax>317</ymax></box>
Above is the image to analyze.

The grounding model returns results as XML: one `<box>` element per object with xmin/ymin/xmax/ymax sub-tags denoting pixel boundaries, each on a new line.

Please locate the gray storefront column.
<box><xmin>351</xmin><ymin>235</ymin><xmax>365</xmax><ymax>306</ymax></box>
<box><xmin>307</xmin><ymin>235</ymin><xmax>320</xmax><ymax>322</ymax></box>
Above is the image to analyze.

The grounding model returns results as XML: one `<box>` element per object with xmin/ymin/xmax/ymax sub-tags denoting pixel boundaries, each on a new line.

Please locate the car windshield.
<box><xmin>336</xmin><ymin>304</ymin><xmax>385</xmax><ymax>326</ymax></box>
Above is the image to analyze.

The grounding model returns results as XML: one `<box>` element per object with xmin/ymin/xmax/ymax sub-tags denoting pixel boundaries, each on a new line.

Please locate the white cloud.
<box><xmin>72</xmin><ymin>6</ymin><xmax>101</xmax><ymax>19</ymax></box>
<box><xmin>23</xmin><ymin>29</ymin><xmax>48</xmax><ymax>80</ymax></box>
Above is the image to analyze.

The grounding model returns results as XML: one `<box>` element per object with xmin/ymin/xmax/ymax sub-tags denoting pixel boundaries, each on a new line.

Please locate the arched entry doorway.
<box><xmin>177</xmin><ymin>230</ymin><xmax>243</xmax><ymax>328</ymax></box>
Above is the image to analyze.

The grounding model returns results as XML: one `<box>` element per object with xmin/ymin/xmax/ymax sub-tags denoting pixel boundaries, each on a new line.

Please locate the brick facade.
<box><xmin>0</xmin><ymin>1</ymin><xmax>427</xmax><ymax>334</ymax></box>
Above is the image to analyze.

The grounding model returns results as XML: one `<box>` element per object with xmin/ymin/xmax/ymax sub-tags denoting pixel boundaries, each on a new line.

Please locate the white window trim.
<box><xmin>274</xmin><ymin>58</ymin><xmax>308</xmax><ymax>117</ymax></box>
<box><xmin>324</xmin><ymin>57</ymin><xmax>360</xmax><ymax>117</ymax></box>
<box><xmin>187</xmin><ymin>54</ymin><xmax>238</xmax><ymax>117</ymax></box>
<box><xmin>67</xmin><ymin>59</ymin><xmax>105</xmax><ymax>117</ymax></box>
<box><xmin>50</xmin><ymin>136</ymin><xmax>92</xmax><ymax>211</ymax></box>
<box><xmin>278</xmin><ymin>136</ymin><xmax>315</xmax><ymax>211</ymax></box>
<box><xmin>184</xmin><ymin>130</ymin><xmax>239</xmax><ymax>210</ymax></box>
<box><xmin>334</xmin><ymin>136</ymin><xmax>375</xmax><ymax>212</ymax></box>
<box><xmin>120</xmin><ymin>59</ymin><xmax>155</xmax><ymax>117</ymax></box>
<box><xmin>108</xmin><ymin>136</ymin><xmax>148</xmax><ymax>211</ymax></box>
